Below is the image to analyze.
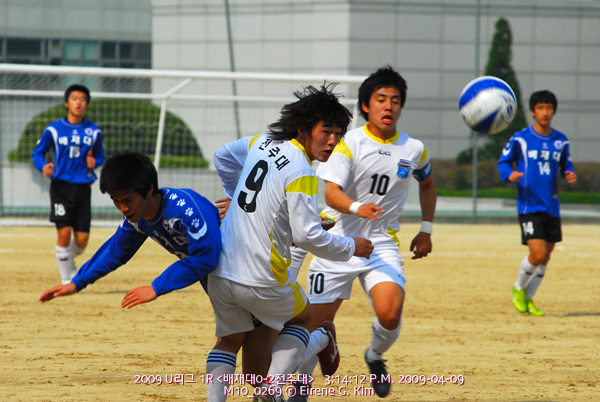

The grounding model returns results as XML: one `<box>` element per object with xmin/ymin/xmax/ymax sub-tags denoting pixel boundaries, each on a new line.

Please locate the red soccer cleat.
<box><xmin>316</xmin><ymin>320</ymin><xmax>340</xmax><ymax>376</ymax></box>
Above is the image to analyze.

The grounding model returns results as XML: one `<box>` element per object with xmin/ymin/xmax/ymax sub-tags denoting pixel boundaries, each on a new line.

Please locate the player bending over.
<box><xmin>39</xmin><ymin>151</ymin><xmax>222</xmax><ymax>308</ymax></box>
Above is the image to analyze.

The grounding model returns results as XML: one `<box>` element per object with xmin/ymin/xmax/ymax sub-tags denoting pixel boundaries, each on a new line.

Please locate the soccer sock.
<box><xmin>55</xmin><ymin>245</ymin><xmax>73</xmax><ymax>284</ymax></box>
<box><xmin>267</xmin><ymin>325</ymin><xmax>310</xmax><ymax>386</ymax></box>
<box><xmin>525</xmin><ymin>264</ymin><xmax>547</xmax><ymax>299</ymax></box>
<box><xmin>295</xmin><ymin>327</ymin><xmax>329</xmax><ymax>375</ymax></box>
<box><xmin>368</xmin><ymin>317</ymin><xmax>401</xmax><ymax>360</ymax></box>
<box><xmin>206</xmin><ymin>349</ymin><xmax>237</xmax><ymax>402</ymax></box>
<box><xmin>515</xmin><ymin>256</ymin><xmax>536</xmax><ymax>290</ymax></box>
<box><xmin>70</xmin><ymin>238</ymin><xmax>85</xmax><ymax>258</ymax></box>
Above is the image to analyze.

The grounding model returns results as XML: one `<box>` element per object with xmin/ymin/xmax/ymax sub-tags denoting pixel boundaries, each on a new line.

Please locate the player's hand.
<box><xmin>410</xmin><ymin>232</ymin><xmax>432</xmax><ymax>260</ymax></box>
<box><xmin>86</xmin><ymin>151</ymin><xmax>96</xmax><ymax>169</ymax></box>
<box><xmin>565</xmin><ymin>170</ymin><xmax>577</xmax><ymax>185</ymax></box>
<box><xmin>356</xmin><ymin>203</ymin><xmax>385</xmax><ymax>220</ymax></box>
<box><xmin>508</xmin><ymin>171</ymin><xmax>524</xmax><ymax>182</ymax></box>
<box><xmin>42</xmin><ymin>163</ymin><xmax>54</xmax><ymax>178</ymax></box>
<box><xmin>121</xmin><ymin>286</ymin><xmax>158</xmax><ymax>309</ymax></box>
<box><xmin>39</xmin><ymin>282</ymin><xmax>77</xmax><ymax>302</ymax></box>
<box><xmin>215</xmin><ymin>197</ymin><xmax>232</xmax><ymax>220</ymax></box>
<box><xmin>353</xmin><ymin>237</ymin><xmax>374</xmax><ymax>259</ymax></box>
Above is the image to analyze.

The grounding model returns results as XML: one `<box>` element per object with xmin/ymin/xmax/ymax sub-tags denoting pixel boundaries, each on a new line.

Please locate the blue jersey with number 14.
<box><xmin>498</xmin><ymin>126</ymin><xmax>574</xmax><ymax>217</ymax></box>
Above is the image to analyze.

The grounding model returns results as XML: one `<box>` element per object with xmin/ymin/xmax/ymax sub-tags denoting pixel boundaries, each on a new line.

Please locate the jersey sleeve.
<box><xmin>286</xmin><ymin>173</ymin><xmax>355</xmax><ymax>261</ymax></box>
<box><xmin>31</xmin><ymin>127</ymin><xmax>53</xmax><ymax>172</ymax></box>
<box><xmin>71</xmin><ymin>219</ymin><xmax>147</xmax><ymax>291</ymax></box>
<box><xmin>497</xmin><ymin>135</ymin><xmax>520</xmax><ymax>182</ymax></box>
<box><xmin>214</xmin><ymin>135</ymin><xmax>257</xmax><ymax>198</ymax></box>
<box><xmin>151</xmin><ymin>195</ymin><xmax>222</xmax><ymax>296</ymax></box>
<box><xmin>560</xmin><ymin>140</ymin><xmax>575</xmax><ymax>178</ymax></box>
<box><xmin>92</xmin><ymin>128</ymin><xmax>105</xmax><ymax>167</ymax></box>
<box><xmin>316</xmin><ymin>138</ymin><xmax>352</xmax><ymax>189</ymax></box>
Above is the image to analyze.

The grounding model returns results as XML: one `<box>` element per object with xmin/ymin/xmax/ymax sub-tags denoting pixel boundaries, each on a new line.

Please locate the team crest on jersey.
<box><xmin>554</xmin><ymin>140</ymin><xmax>563</xmax><ymax>150</ymax></box>
<box><xmin>85</xmin><ymin>128</ymin><xmax>94</xmax><ymax>136</ymax></box>
<box><xmin>162</xmin><ymin>219</ymin><xmax>174</xmax><ymax>233</ymax></box>
<box><xmin>397</xmin><ymin>159</ymin><xmax>411</xmax><ymax>179</ymax></box>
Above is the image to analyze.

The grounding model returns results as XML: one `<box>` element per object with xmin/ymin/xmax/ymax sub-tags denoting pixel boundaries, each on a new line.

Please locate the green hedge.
<box><xmin>432</xmin><ymin>159</ymin><xmax>600</xmax><ymax>204</ymax></box>
<box><xmin>9</xmin><ymin>99</ymin><xmax>208</xmax><ymax>168</ymax></box>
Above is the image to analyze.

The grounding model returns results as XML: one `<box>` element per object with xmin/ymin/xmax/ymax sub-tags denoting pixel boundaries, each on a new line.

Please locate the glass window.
<box><xmin>133</xmin><ymin>43</ymin><xmax>151</xmax><ymax>59</ymax></box>
<box><xmin>82</xmin><ymin>41</ymin><xmax>98</xmax><ymax>60</ymax></box>
<box><xmin>119</xmin><ymin>43</ymin><xmax>132</xmax><ymax>59</ymax></box>
<box><xmin>7</xmin><ymin>38</ymin><xmax>41</xmax><ymax>56</ymax></box>
<box><xmin>63</xmin><ymin>41</ymin><xmax>80</xmax><ymax>59</ymax></box>
<box><xmin>101</xmin><ymin>42</ymin><xmax>116</xmax><ymax>59</ymax></box>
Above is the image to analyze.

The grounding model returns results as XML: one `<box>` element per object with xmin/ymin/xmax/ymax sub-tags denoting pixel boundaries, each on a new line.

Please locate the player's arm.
<box><xmin>287</xmin><ymin>177</ymin><xmax>372</xmax><ymax>260</ymax></box>
<box><xmin>39</xmin><ymin>221</ymin><xmax>147</xmax><ymax>303</ymax></box>
<box><xmin>31</xmin><ymin>130</ymin><xmax>53</xmax><ymax>176</ymax></box>
<box><xmin>559</xmin><ymin>141</ymin><xmax>577</xmax><ymax>185</ymax></box>
<box><xmin>87</xmin><ymin>130</ymin><xmax>106</xmax><ymax>169</ymax></box>
<box><xmin>324</xmin><ymin>181</ymin><xmax>384</xmax><ymax>219</ymax></box>
<box><xmin>410</xmin><ymin>173</ymin><xmax>436</xmax><ymax>259</ymax></box>
<box><xmin>214</xmin><ymin>135</ymin><xmax>255</xmax><ymax>198</ymax></box>
<box><xmin>147</xmin><ymin>201</ymin><xmax>222</xmax><ymax>303</ymax></box>
<box><xmin>497</xmin><ymin>136</ymin><xmax>522</xmax><ymax>182</ymax></box>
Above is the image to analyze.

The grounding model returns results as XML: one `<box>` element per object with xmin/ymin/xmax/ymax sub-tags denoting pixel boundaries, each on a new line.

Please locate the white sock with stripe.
<box><xmin>268</xmin><ymin>325</ymin><xmax>310</xmax><ymax>384</ymax></box>
<box><xmin>525</xmin><ymin>264</ymin><xmax>547</xmax><ymax>299</ymax></box>
<box><xmin>206</xmin><ymin>349</ymin><xmax>236</xmax><ymax>402</ymax></box>
<box><xmin>515</xmin><ymin>256</ymin><xmax>536</xmax><ymax>290</ymax></box>
<box><xmin>55</xmin><ymin>245</ymin><xmax>73</xmax><ymax>285</ymax></box>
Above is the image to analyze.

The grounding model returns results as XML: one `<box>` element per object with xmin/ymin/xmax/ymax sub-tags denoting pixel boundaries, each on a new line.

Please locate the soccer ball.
<box><xmin>459</xmin><ymin>76</ymin><xmax>517</xmax><ymax>134</ymax></box>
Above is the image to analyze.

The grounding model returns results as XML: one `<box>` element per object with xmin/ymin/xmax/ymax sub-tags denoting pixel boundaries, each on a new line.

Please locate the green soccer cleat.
<box><xmin>526</xmin><ymin>298</ymin><xmax>545</xmax><ymax>316</ymax></box>
<box><xmin>512</xmin><ymin>286</ymin><xmax>527</xmax><ymax>313</ymax></box>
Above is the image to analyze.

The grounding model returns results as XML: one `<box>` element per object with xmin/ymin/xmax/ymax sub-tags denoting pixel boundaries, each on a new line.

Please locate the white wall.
<box><xmin>151</xmin><ymin>0</ymin><xmax>600</xmax><ymax>163</ymax></box>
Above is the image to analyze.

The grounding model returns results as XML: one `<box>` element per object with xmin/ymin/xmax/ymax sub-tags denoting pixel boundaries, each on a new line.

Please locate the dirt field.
<box><xmin>1</xmin><ymin>223</ymin><xmax>598</xmax><ymax>401</ymax></box>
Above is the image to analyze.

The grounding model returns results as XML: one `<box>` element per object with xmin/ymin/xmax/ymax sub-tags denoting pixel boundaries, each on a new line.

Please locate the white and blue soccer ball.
<box><xmin>459</xmin><ymin>76</ymin><xmax>517</xmax><ymax>135</ymax></box>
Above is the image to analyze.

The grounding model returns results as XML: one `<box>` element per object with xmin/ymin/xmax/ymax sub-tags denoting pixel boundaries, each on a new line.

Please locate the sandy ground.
<box><xmin>1</xmin><ymin>223</ymin><xmax>598</xmax><ymax>401</ymax></box>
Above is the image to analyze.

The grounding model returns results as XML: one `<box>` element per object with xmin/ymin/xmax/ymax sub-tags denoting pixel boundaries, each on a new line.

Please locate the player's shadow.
<box><xmin>550</xmin><ymin>312</ymin><xmax>600</xmax><ymax>317</ymax></box>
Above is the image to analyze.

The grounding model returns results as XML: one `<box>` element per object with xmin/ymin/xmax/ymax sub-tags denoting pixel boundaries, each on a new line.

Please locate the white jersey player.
<box><xmin>290</xmin><ymin>67</ymin><xmax>437</xmax><ymax>401</ymax></box>
<box><xmin>205</xmin><ymin>84</ymin><xmax>374</xmax><ymax>402</ymax></box>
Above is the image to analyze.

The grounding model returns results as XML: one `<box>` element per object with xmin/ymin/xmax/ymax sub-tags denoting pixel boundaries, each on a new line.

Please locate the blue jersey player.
<box><xmin>32</xmin><ymin>84</ymin><xmax>105</xmax><ymax>285</ymax></box>
<box><xmin>498</xmin><ymin>90</ymin><xmax>577</xmax><ymax>316</ymax></box>
<box><xmin>39</xmin><ymin>151</ymin><xmax>222</xmax><ymax>309</ymax></box>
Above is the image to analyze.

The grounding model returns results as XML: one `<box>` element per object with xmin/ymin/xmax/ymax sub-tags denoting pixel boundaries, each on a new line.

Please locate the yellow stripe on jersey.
<box><xmin>288</xmin><ymin>281</ymin><xmax>308</xmax><ymax>318</ymax></box>
<box><xmin>418</xmin><ymin>148</ymin><xmax>429</xmax><ymax>165</ymax></box>
<box><xmin>289</xmin><ymin>138</ymin><xmax>310</xmax><ymax>161</ymax></box>
<box><xmin>332</xmin><ymin>138</ymin><xmax>352</xmax><ymax>163</ymax></box>
<box><xmin>269</xmin><ymin>231</ymin><xmax>292</xmax><ymax>286</ymax></box>
<box><xmin>363</xmin><ymin>124</ymin><xmax>399</xmax><ymax>144</ymax></box>
<box><xmin>388</xmin><ymin>227</ymin><xmax>400</xmax><ymax>249</ymax></box>
<box><xmin>248</xmin><ymin>133</ymin><xmax>264</xmax><ymax>149</ymax></box>
<box><xmin>285</xmin><ymin>175</ymin><xmax>318</xmax><ymax>197</ymax></box>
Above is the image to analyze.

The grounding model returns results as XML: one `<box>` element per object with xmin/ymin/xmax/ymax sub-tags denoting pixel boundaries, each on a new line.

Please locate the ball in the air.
<box><xmin>459</xmin><ymin>76</ymin><xmax>517</xmax><ymax>134</ymax></box>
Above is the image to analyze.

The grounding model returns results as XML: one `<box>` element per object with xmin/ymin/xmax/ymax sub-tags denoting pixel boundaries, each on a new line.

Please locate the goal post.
<box><xmin>0</xmin><ymin>63</ymin><xmax>363</xmax><ymax>222</ymax></box>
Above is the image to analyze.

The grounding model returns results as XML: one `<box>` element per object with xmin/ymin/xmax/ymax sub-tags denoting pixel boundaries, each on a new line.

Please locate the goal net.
<box><xmin>0</xmin><ymin>64</ymin><xmax>362</xmax><ymax>223</ymax></box>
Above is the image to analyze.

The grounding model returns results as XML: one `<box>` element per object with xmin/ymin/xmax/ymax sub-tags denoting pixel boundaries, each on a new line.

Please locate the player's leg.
<box><xmin>523</xmin><ymin>240</ymin><xmax>555</xmax><ymax>316</ymax></box>
<box><xmin>206</xmin><ymin>275</ymin><xmax>260</xmax><ymax>401</ymax></box>
<box><xmin>242</xmin><ymin>321</ymin><xmax>278</xmax><ymax>385</ymax></box>
<box><xmin>365</xmin><ymin>281</ymin><xmax>404</xmax><ymax>398</ymax></box>
<box><xmin>360</xmin><ymin>259</ymin><xmax>406</xmax><ymax>399</ymax></box>
<box><xmin>265</xmin><ymin>285</ymin><xmax>311</xmax><ymax>392</ymax></box>
<box><xmin>55</xmin><ymin>224</ymin><xmax>74</xmax><ymax>284</ymax></box>
<box><xmin>514</xmin><ymin>214</ymin><xmax>541</xmax><ymax>313</ymax></box>
<box><xmin>206</xmin><ymin>333</ymin><xmax>246</xmax><ymax>402</ymax></box>
<box><xmin>69</xmin><ymin>185</ymin><xmax>92</xmax><ymax>277</ymax></box>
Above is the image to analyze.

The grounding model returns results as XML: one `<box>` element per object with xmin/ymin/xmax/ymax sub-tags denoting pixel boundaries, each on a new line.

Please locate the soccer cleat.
<box><xmin>526</xmin><ymin>298</ymin><xmax>545</xmax><ymax>316</ymax></box>
<box><xmin>316</xmin><ymin>320</ymin><xmax>340</xmax><ymax>376</ymax></box>
<box><xmin>364</xmin><ymin>348</ymin><xmax>391</xmax><ymax>398</ymax></box>
<box><xmin>287</xmin><ymin>381</ymin><xmax>310</xmax><ymax>402</ymax></box>
<box><xmin>512</xmin><ymin>286</ymin><xmax>527</xmax><ymax>313</ymax></box>
<box><xmin>252</xmin><ymin>393</ymin><xmax>285</xmax><ymax>402</ymax></box>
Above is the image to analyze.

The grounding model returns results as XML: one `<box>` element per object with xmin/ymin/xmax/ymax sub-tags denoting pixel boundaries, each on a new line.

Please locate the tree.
<box><xmin>9</xmin><ymin>99</ymin><xmax>208</xmax><ymax>168</ymax></box>
<box><xmin>457</xmin><ymin>17</ymin><xmax>528</xmax><ymax>165</ymax></box>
